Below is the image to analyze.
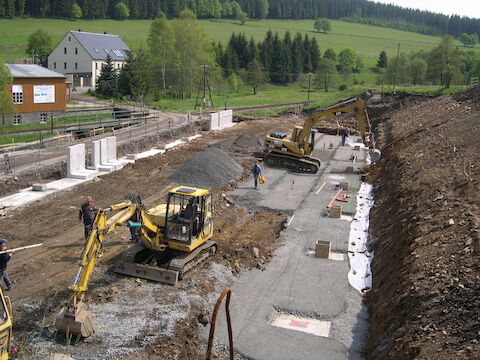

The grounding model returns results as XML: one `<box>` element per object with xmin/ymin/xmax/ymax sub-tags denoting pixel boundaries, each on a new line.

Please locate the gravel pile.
<box><xmin>169</xmin><ymin>146</ymin><xmax>242</xmax><ymax>188</ymax></box>
<box><xmin>232</xmin><ymin>133</ymin><xmax>264</xmax><ymax>149</ymax></box>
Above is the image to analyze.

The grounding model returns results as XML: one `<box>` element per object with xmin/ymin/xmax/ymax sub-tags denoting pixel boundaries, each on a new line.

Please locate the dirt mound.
<box><xmin>232</xmin><ymin>133</ymin><xmax>264</xmax><ymax>148</ymax></box>
<box><xmin>453</xmin><ymin>85</ymin><xmax>480</xmax><ymax>110</ymax></box>
<box><xmin>366</xmin><ymin>92</ymin><xmax>480</xmax><ymax>359</ymax></box>
<box><xmin>168</xmin><ymin>146</ymin><xmax>242</xmax><ymax>188</ymax></box>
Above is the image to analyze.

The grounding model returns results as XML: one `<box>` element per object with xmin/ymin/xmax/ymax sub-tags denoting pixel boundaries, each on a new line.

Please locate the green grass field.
<box><xmin>1</xmin><ymin>18</ymin><xmax>477</xmax><ymax>63</ymax></box>
<box><xmin>0</xmin><ymin>18</ymin><xmax>475</xmax><ymax>115</ymax></box>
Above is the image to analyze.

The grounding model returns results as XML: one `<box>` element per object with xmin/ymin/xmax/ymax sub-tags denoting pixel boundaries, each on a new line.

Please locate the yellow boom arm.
<box><xmin>56</xmin><ymin>199</ymin><xmax>161</xmax><ymax>337</ymax></box>
<box><xmin>298</xmin><ymin>97</ymin><xmax>372</xmax><ymax>153</ymax></box>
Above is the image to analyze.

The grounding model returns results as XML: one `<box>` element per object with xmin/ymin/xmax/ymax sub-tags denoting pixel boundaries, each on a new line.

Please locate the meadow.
<box><xmin>0</xmin><ymin>17</ymin><xmax>474</xmax><ymax>121</ymax></box>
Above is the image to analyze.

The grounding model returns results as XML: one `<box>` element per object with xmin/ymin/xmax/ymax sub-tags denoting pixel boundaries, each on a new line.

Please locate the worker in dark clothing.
<box><xmin>0</xmin><ymin>239</ymin><xmax>13</xmax><ymax>291</ymax></box>
<box><xmin>79</xmin><ymin>196</ymin><xmax>98</xmax><ymax>240</ymax></box>
<box><xmin>341</xmin><ymin>128</ymin><xmax>350</xmax><ymax>146</ymax></box>
<box><xmin>249</xmin><ymin>160</ymin><xmax>262</xmax><ymax>189</ymax></box>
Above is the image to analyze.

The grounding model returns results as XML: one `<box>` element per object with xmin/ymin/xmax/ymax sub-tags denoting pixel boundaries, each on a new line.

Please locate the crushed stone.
<box><xmin>168</xmin><ymin>146</ymin><xmax>242</xmax><ymax>188</ymax></box>
<box><xmin>232</xmin><ymin>133</ymin><xmax>264</xmax><ymax>149</ymax></box>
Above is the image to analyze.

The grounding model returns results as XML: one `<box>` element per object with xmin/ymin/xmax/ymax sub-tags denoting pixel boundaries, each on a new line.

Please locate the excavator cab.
<box><xmin>165</xmin><ymin>186</ymin><xmax>213</xmax><ymax>252</ymax></box>
<box><xmin>0</xmin><ymin>290</ymin><xmax>12</xmax><ymax>359</ymax></box>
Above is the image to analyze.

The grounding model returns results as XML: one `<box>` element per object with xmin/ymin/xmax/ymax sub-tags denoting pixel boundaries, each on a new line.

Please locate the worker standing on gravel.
<box><xmin>249</xmin><ymin>160</ymin><xmax>262</xmax><ymax>189</ymax></box>
<box><xmin>79</xmin><ymin>196</ymin><xmax>98</xmax><ymax>240</ymax></box>
<box><xmin>0</xmin><ymin>239</ymin><xmax>13</xmax><ymax>291</ymax></box>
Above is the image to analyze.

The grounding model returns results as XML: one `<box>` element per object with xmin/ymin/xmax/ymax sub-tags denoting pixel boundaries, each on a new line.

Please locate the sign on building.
<box><xmin>33</xmin><ymin>85</ymin><xmax>55</xmax><ymax>103</ymax></box>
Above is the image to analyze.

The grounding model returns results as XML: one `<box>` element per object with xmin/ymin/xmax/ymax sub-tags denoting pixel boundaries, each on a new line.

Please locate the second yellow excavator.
<box><xmin>264</xmin><ymin>97</ymin><xmax>381</xmax><ymax>173</ymax></box>
<box><xmin>55</xmin><ymin>186</ymin><xmax>215</xmax><ymax>338</ymax></box>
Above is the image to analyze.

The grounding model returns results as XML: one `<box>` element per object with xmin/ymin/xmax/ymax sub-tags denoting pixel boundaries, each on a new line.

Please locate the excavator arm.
<box><xmin>298</xmin><ymin>97</ymin><xmax>372</xmax><ymax>152</ymax></box>
<box><xmin>55</xmin><ymin>199</ymin><xmax>160</xmax><ymax>337</ymax></box>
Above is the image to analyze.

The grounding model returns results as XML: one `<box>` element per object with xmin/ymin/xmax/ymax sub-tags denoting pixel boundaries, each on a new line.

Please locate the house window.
<box><xmin>64</xmin><ymin>47</ymin><xmax>67</xmax><ymax>54</ymax></box>
<box><xmin>64</xmin><ymin>62</ymin><xmax>67</xmax><ymax>70</ymax></box>
<box><xmin>104</xmin><ymin>49</ymin><xmax>109</xmax><ymax>54</ymax></box>
<box><xmin>13</xmin><ymin>114</ymin><xmax>22</xmax><ymax>125</ymax></box>
<box><xmin>39</xmin><ymin>113</ymin><xmax>48</xmax><ymax>123</ymax></box>
<box><xmin>95</xmin><ymin>62</ymin><xmax>98</xmax><ymax>70</ymax></box>
<box><xmin>53</xmin><ymin>62</ymin><xmax>57</xmax><ymax>69</ymax></box>
<box><xmin>94</xmin><ymin>48</ymin><xmax>99</xmax><ymax>53</ymax></box>
<box><xmin>75</xmin><ymin>47</ymin><xmax>78</xmax><ymax>54</ymax></box>
<box><xmin>112</xmin><ymin>49</ymin><xmax>123</xmax><ymax>57</ymax></box>
<box><xmin>12</xmin><ymin>85</ymin><xmax>23</xmax><ymax>104</ymax></box>
<box><xmin>69</xmin><ymin>36</ymin><xmax>71</xmax><ymax>41</ymax></box>
<box><xmin>75</xmin><ymin>62</ymin><xmax>78</xmax><ymax>70</ymax></box>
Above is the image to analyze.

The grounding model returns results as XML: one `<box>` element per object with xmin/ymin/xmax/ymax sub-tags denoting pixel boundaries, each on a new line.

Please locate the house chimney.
<box><xmin>104</xmin><ymin>31</ymin><xmax>107</xmax><ymax>34</ymax></box>
<box><xmin>78</xmin><ymin>29</ymin><xmax>82</xmax><ymax>32</ymax></box>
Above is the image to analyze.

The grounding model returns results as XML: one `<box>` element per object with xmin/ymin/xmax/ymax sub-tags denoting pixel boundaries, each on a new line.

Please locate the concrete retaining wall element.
<box><xmin>67</xmin><ymin>144</ymin><xmax>98</xmax><ymax>180</ymax></box>
<box><xmin>106</xmin><ymin>136</ymin><xmax>117</xmax><ymax>162</ymax></box>
<box><xmin>91</xmin><ymin>140</ymin><xmax>101</xmax><ymax>168</ymax></box>
<box><xmin>209</xmin><ymin>110</ymin><xmax>233</xmax><ymax>131</ymax></box>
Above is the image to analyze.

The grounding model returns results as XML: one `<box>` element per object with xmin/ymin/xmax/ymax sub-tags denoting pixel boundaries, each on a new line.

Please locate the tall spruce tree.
<box><xmin>377</xmin><ymin>50</ymin><xmax>388</xmax><ymax>68</ymax></box>
<box><xmin>96</xmin><ymin>55</ymin><xmax>118</xmax><ymax>98</ymax></box>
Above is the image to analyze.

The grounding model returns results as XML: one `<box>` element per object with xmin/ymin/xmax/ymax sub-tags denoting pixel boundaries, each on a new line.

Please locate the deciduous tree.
<box><xmin>0</xmin><ymin>60</ymin><xmax>17</xmax><ymax>126</ymax></box>
<box><xmin>26</xmin><ymin>29</ymin><xmax>52</xmax><ymax>64</ymax></box>
<box><xmin>114</xmin><ymin>2</ymin><xmax>130</xmax><ymax>20</ymax></box>
<box><xmin>315</xmin><ymin>58</ymin><xmax>336</xmax><ymax>92</ymax></box>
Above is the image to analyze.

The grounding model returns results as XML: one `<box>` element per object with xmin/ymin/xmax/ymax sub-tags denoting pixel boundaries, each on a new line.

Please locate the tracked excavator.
<box><xmin>264</xmin><ymin>97</ymin><xmax>381</xmax><ymax>173</ymax></box>
<box><xmin>55</xmin><ymin>186</ymin><xmax>216</xmax><ymax>338</ymax></box>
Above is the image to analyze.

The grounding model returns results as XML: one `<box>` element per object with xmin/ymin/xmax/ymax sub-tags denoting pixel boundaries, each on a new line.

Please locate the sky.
<box><xmin>370</xmin><ymin>0</ymin><xmax>480</xmax><ymax>19</ymax></box>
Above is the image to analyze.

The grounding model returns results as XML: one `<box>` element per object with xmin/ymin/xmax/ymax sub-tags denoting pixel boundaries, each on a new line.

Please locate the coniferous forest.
<box><xmin>0</xmin><ymin>0</ymin><xmax>478</xmax><ymax>37</ymax></box>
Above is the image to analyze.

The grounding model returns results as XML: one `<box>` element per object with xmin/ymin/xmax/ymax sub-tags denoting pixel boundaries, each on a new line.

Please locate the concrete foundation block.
<box><xmin>126</xmin><ymin>154</ymin><xmax>138</xmax><ymax>160</ymax></box>
<box><xmin>339</xmin><ymin>181</ymin><xmax>349</xmax><ymax>190</ymax></box>
<box><xmin>315</xmin><ymin>240</ymin><xmax>331</xmax><ymax>259</ymax></box>
<box><xmin>91</xmin><ymin>140</ymin><xmax>101</xmax><ymax>168</ymax></box>
<box><xmin>99</xmin><ymin>139</ymin><xmax>109</xmax><ymax>165</ymax></box>
<box><xmin>330</xmin><ymin>205</ymin><xmax>342</xmax><ymax>218</ymax></box>
<box><xmin>32</xmin><ymin>183</ymin><xmax>48</xmax><ymax>191</ymax></box>
<box><xmin>106</xmin><ymin>136</ymin><xmax>117</xmax><ymax>162</ymax></box>
<box><xmin>354</xmin><ymin>145</ymin><xmax>361</xmax><ymax>151</ymax></box>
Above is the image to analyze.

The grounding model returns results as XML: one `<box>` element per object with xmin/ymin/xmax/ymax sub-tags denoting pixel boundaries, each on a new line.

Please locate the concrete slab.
<box><xmin>214</xmin><ymin>134</ymin><xmax>369</xmax><ymax>360</ymax></box>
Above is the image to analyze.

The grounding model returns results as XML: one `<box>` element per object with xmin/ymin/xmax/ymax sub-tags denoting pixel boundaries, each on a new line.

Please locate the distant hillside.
<box><xmin>1</xmin><ymin>0</ymin><xmax>479</xmax><ymax>37</ymax></box>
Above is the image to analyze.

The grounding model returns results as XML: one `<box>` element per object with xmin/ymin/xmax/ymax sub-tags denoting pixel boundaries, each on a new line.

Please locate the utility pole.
<box><xmin>393</xmin><ymin>43</ymin><xmax>400</xmax><ymax>91</ymax></box>
<box><xmin>194</xmin><ymin>65</ymin><xmax>214</xmax><ymax>110</ymax></box>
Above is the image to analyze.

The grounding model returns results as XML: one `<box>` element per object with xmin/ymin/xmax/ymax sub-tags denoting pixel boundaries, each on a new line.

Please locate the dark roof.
<box><xmin>70</xmin><ymin>31</ymin><xmax>130</xmax><ymax>61</ymax></box>
<box><xmin>6</xmin><ymin>64</ymin><xmax>65</xmax><ymax>78</ymax></box>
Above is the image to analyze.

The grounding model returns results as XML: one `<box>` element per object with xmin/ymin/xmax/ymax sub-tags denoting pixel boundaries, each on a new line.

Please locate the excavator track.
<box><xmin>265</xmin><ymin>153</ymin><xmax>320</xmax><ymax>174</ymax></box>
<box><xmin>168</xmin><ymin>240</ymin><xmax>217</xmax><ymax>279</ymax></box>
<box><xmin>114</xmin><ymin>241</ymin><xmax>217</xmax><ymax>285</ymax></box>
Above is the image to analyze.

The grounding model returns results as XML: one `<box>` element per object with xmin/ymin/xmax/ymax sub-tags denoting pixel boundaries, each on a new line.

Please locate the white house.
<box><xmin>48</xmin><ymin>30</ymin><xmax>130</xmax><ymax>89</ymax></box>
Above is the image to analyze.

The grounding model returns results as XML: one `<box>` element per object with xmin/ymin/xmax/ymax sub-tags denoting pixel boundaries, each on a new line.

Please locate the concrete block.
<box><xmin>346</xmin><ymin>166</ymin><xmax>354</xmax><ymax>173</ymax></box>
<box><xmin>209</xmin><ymin>112</ymin><xmax>220</xmax><ymax>130</ymax></box>
<box><xmin>126</xmin><ymin>154</ymin><xmax>138</xmax><ymax>160</ymax></box>
<box><xmin>354</xmin><ymin>145</ymin><xmax>361</xmax><ymax>151</ymax></box>
<box><xmin>99</xmin><ymin>139</ymin><xmax>109</xmax><ymax>165</ymax></box>
<box><xmin>330</xmin><ymin>205</ymin><xmax>342</xmax><ymax>218</ymax></box>
<box><xmin>67</xmin><ymin>143</ymin><xmax>85</xmax><ymax>176</ymax></box>
<box><xmin>106</xmin><ymin>136</ymin><xmax>117</xmax><ymax>162</ymax></box>
<box><xmin>32</xmin><ymin>183</ymin><xmax>48</xmax><ymax>191</ymax></box>
<box><xmin>339</xmin><ymin>181</ymin><xmax>349</xmax><ymax>190</ymax></box>
<box><xmin>315</xmin><ymin>240</ymin><xmax>331</xmax><ymax>259</ymax></box>
<box><xmin>91</xmin><ymin>140</ymin><xmax>101</xmax><ymax>168</ymax></box>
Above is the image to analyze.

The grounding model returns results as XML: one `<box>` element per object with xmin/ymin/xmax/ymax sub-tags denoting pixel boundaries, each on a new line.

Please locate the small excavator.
<box><xmin>55</xmin><ymin>186</ymin><xmax>216</xmax><ymax>338</ymax></box>
<box><xmin>264</xmin><ymin>97</ymin><xmax>381</xmax><ymax>173</ymax></box>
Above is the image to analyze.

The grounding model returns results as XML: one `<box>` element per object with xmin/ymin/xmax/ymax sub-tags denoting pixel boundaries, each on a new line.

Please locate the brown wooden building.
<box><xmin>6</xmin><ymin>64</ymin><xmax>68</xmax><ymax>125</ymax></box>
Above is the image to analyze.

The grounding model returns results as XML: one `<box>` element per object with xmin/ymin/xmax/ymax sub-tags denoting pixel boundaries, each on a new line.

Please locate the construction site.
<box><xmin>0</xmin><ymin>87</ymin><xmax>478</xmax><ymax>360</ymax></box>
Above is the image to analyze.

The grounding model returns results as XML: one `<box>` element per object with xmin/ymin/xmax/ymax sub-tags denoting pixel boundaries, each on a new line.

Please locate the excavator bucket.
<box><xmin>55</xmin><ymin>305</ymin><xmax>98</xmax><ymax>338</ymax></box>
<box><xmin>369</xmin><ymin>149</ymin><xmax>381</xmax><ymax>163</ymax></box>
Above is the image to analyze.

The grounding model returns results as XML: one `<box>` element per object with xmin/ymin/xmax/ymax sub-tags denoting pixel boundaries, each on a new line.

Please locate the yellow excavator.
<box><xmin>264</xmin><ymin>97</ymin><xmax>381</xmax><ymax>173</ymax></box>
<box><xmin>55</xmin><ymin>186</ymin><xmax>215</xmax><ymax>338</ymax></box>
<box><xmin>0</xmin><ymin>289</ymin><xmax>13</xmax><ymax>359</ymax></box>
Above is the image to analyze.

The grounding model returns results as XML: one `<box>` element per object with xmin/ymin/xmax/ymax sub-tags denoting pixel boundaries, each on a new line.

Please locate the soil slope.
<box><xmin>366</xmin><ymin>88</ymin><xmax>480</xmax><ymax>359</ymax></box>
